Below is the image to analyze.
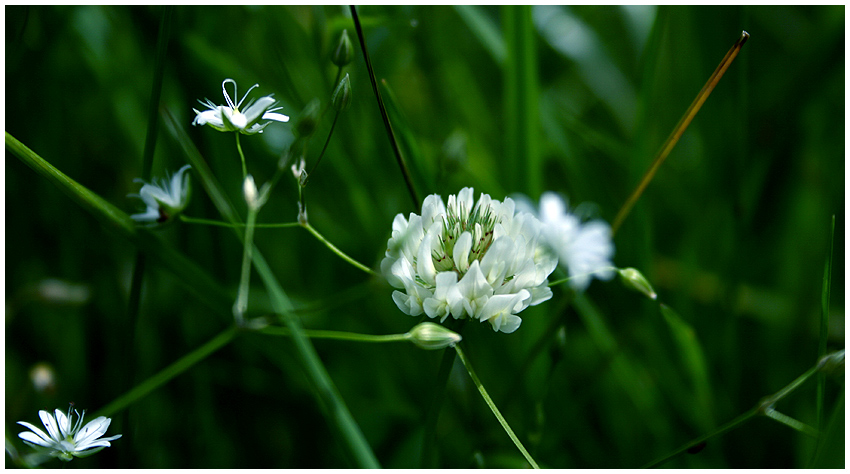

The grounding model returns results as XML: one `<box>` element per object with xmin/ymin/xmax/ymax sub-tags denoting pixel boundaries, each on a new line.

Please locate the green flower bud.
<box><xmin>332</xmin><ymin>29</ymin><xmax>354</xmax><ymax>67</ymax></box>
<box><xmin>295</xmin><ymin>98</ymin><xmax>322</xmax><ymax>138</ymax></box>
<box><xmin>407</xmin><ymin>322</ymin><xmax>462</xmax><ymax>350</ymax></box>
<box><xmin>618</xmin><ymin>267</ymin><xmax>657</xmax><ymax>300</ymax></box>
<box><xmin>332</xmin><ymin>73</ymin><xmax>352</xmax><ymax>112</ymax></box>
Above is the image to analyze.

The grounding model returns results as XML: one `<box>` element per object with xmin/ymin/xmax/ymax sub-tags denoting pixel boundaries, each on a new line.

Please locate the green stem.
<box><xmin>260</xmin><ymin>326</ymin><xmax>410</xmax><ymax>344</ymax></box>
<box><xmin>548</xmin><ymin>266</ymin><xmax>619</xmax><ymax>287</ymax></box>
<box><xmin>233</xmin><ymin>207</ymin><xmax>258</xmax><ymax>325</ymax></box>
<box><xmin>642</xmin><ymin>408</ymin><xmax>758</xmax><ymax>468</ymax></box>
<box><xmin>302</xmin><ymin>222</ymin><xmax>379</xmax><ymax>277</ymax></box>
<box><xmin>94</xmin><ymin>326</ymin><xmax>238</xmax><ymax>418</ymax></box>
<box><xmin>236</xmin><ymin>133</ymin><xmax>247</xmax><ymax>181</ymax></box>
<box><xmin>308</xmin><ymin>105</ymin><xmax>341</xmax><ymax>178</ymax></box>
<box><xmin>180</xmin><ymin>215</ymin><xmax>299</xmax><ymax>228</ymax></box>
<box><xmin>455</xmin><ymin>344</ymin><xmax>540</xmax><ymax>469</ymax></box>
<box><xmin>349</xmin><ymin>5</ymin><xmax>420</xmax><ymax>211</ymax></box>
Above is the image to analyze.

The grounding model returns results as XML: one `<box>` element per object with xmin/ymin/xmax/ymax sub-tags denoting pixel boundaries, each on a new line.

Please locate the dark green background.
<box><xmin>6</xmin><ymin>5</ymin><xmax>844</xmax><ymax>468</ymax></box>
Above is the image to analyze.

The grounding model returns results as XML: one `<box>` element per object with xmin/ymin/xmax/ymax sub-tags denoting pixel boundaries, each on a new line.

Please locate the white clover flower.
<box><xmin>531</xmin><ymin>192</ymin><xmax>615</xmax><ymax>291</ymax></box>
<box><xmin>17</xmin><ymin>408</ymin><xmax>122</xmax><ymax>462</ymax></box>
<box><xmin>381</xmin><ymin>187</ymin><xmax>557</xmax><ymax>334</ymax></box>
<box><xmin>193</xmin><ymin>78</ymin><xmax>289</xmax><ymax>135</ymax></box>
<box><xmin>129</xmin><ymin>165</ymin><xmax>192</xmax><ymax>223</ymax></box>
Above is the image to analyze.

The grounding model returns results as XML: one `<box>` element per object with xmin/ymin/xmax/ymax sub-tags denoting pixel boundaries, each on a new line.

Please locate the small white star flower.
<box><xmin>129</xmin><ymin>165</ymin><xmax>192</xmax><ymax>224</ymax></box>
<box><xmin>381</xmin><ymin>187</ymin><xmax>557</xmax><ymax>334</ymax></box>
<box><xmin>532</xmin><ymin>192</ymin><xmax>615</xmax><ymax>291</ymax></box>
<box><xmin>17</xmin><ymin>408</ymin><xmax>122</xmax><ymax>462</ymax></box>
<box><xmin>193</xmin><ymin>78</ymin><xmax>289</xmax><ymax>135</ymax></box>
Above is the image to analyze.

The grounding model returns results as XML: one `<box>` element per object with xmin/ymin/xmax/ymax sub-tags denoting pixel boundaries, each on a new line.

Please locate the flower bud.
<box><xmin>332</xmin><ymin>29</ymin><xmax>354</xmax><ymax>67</ymax></box>
<box><xmin>618</xmin><ymin>267</ymin><xmax>657</xmax><ymax>300</ymax></box>
<box><xmin>295</xmin><ymin>98</ymin><xmax>322</xmax><ymax>138</ymax></box>
<box><xmin>407</xmin><ymin>322</ymin><xmax>462</xmax><ymax>350</ymax></box>
<box><xmin>332</xmin><ymin>73</ymin><xmax>352</xmax><ymax>112</ymax></box>
<box><xmin>297</xmin><ymin>201</ymin><xmax>309</xmax><ymax>225</ymax></box>
<box><xmin>243</xmin><ymin>174</ymin><xmax>259</xmax><ymax>210</ymax></box>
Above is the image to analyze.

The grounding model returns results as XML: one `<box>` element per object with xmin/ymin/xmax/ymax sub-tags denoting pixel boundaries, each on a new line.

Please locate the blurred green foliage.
<box><xmin>5</xmin><ymin>5</ymin><xmax>844</xmax><ymax>468</ymax></box>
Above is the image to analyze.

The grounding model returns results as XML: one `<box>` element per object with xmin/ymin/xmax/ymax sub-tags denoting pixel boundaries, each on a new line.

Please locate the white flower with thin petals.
<box><xmin>529</xmin><ymin>192</ymin><xmax>615</xmax><ymax>291</ymax></box>
<box><xmin>129</xmin><ymin>165</ymin><xmax>192</xmax><ymax>224</ymax></box>
<box><xmin>381</xmin><ymin>187</ymin><xmax>557</xmax><ymax>334</ymax></box>
<box><xmin>17</xmin><ymin>408</ymin><xmax>122</xmax><ymax>462</ymax></box>
<box><xmin>193</xmin><ymin>78</ymin><xmax>289</xmax><ymax>135</ymax></box>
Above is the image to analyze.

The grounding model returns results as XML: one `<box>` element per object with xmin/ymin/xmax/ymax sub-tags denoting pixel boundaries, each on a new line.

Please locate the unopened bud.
<box><xmin>332</xmin><ymin>73</ymin><xmax>352</xmax><ymax>111</ymax></box>
<box><xmin>407</xmin><ymin>322</ymin><xmax>462</xmax><ymax>350</ymax></box>
<box><xmin>332</xmin><ymin>29</ymin><xmax>354</xmax><ymax>67</ymax></box>
<box><xmin>295</xmin><ymin>98</ymin><xmax>321</xmax><ymax>138</ymax></box>
<box><xmin>619</xmin><ymin>267</ymin><xmax>657</xmax><ymax>300</ymax></box>
<box><xmin>297</xmin><ymin>201</ymin><xmax>308</xmax><ymax>225</ymax></box>
<box><xmin>243</xmin><ymin>175</ymin><xmax>258</xmax><ymax>208</ymax></box>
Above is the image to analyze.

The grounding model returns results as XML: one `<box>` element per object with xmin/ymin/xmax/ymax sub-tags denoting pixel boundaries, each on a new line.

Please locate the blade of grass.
<box><xmin>454</xmin><ymin>5</ymin><xmax>506</xmax><ymax>65</ymax></box>
<box><xmin>815</xmin><ymin>215</ymin><xmax>835</xmax><ymax>442</ymax></box>
<box><xmin>349</xmin><ymin>5</ymin><xmax>420</xmax><ymax>210</ymax></box>
<box><xmin>659</xmin><ymin>304</ymin><xmax>714</xmax><ymax>430</ymax></box>
<box><xmin>502</xmin><ymin>5</ymin><xmax>540</xmax><ymax>195</ymax></box>
<box><xmin>612</xmin><ymin>31</ymin><xmax>749</xmax><ymax>234</ymax></box>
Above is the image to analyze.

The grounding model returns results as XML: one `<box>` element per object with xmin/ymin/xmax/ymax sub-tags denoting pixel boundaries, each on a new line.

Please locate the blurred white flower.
<box><xmin>193</xmin><ymin>78</ymin><xmax>289</xmax><ymax>135</ymax></box>
<box><xmin>532</xmin><ymin>192</ymin><xmax>615</xmax><ymax>291</ymax></box>
<box><xmin>381</xmin><ymin>187</ymin><xmax>557</xmax><ymax>334</ymax></box>
<box><xmin>17</xmin><ymin>408</ymin><xmax>121</xmax><ymax>462</ymax></box>
<box><xmin>129</xmin><ymin>165</ymin><xmax>192</xmax><ymax>223</ymax></box>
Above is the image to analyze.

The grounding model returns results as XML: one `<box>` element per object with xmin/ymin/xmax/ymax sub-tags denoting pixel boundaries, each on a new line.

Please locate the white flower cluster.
<box><xmin>381</xmin><ymin>188</ymin><xmax>557</xmax><ymax>334</ymax></box>
<box><xmin>531</xmin><ymin>192</ymin><xmax>615</xmax><ymax>290</ymax></box>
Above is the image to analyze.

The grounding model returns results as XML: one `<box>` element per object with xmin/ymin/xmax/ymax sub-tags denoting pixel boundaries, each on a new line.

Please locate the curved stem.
<box><xmin>308</xmin><ymin>106</ymin><xmax>341</xmax><ymax>178</ymax></box>
<box><xmin>260</xmin><ymin>326</ymin><xmax>410</xmax><ymax>344</ymax></box>
<box><xmin>455</xmin><ymin>344</ymin><xmax>540</xmax><ymax>469</ymax></box>
<box><xmin>302</xmin><ymin>221</ymin><xmax>379</xmax><ymax>277</ymax></box>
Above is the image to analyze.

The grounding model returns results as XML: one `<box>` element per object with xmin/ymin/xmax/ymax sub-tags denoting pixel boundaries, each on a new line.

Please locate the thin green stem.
<box><xmin>308</xmin><ymin>106</ymin><xmax>341</xmax><ymax>178</ymax></box>
<box><xmin>180</xmin><ymin>215</ymin><xmax>299</xmax><ymax>228</ymax></box>
<box><xmin>236</xmin><ymin>133</ymin><xmax>247</xmax><ymax>181</ymax></box>
<box><xmin>302</xmin><ymin>222</ymin><xmax>379</xmax><ymax>277</ymax></box>
<box><xmin>349</xmin><ymin>5</ymin><xmax>420</xmax><ymax>211</ymax></box>
<box><xmin>455</xmin><ymin>344</ymin><xmax>540</xmax><ymax>469</ymax></box>
<box><xmin>233</xmin><ymin>207</ymin><xmax>258</xmax><ymax>325</ymax></box>
<box><xmin>260</xmin><ymin>326</ymin><xmax>410</xmax><ymax>344</ymax></box>
<box><xmin>548</xmin><ymin>266</ymin><xmax>619</xmax><ymax>287</ymax></box>
<box><xmin>642</xmin><ymin>408</ymin><xmax>758</xmax><ymax>468</ymax></box>
<box><xmin>94</xmin><ymin>326</ymin><xmax>238</xmax><ymax>418</ymax></box>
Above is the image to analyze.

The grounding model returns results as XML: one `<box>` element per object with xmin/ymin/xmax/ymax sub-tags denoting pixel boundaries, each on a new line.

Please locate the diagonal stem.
<box><xmin>611</xmin><ymin>31</ymin><xmax>749</xmax><ymax>234</ymax></box>
<box><xmin>349</xmin><ymin>5</ymin><xmax>420</xmax><ymax>211</ymax></box>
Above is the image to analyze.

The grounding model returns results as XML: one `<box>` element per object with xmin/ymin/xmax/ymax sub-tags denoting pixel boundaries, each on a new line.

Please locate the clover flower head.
<box><xmin>17</xmin><ymin>407</ymin><xmax>122</xmax><ymax>462</ymax></box>
<box><xmin>192</xmin><ymin>78</ymin><xmax>289</xmax><ymax>135</ymax></box>
<box><xmin>381</xmin><ymin>187</ymin><xmax>557</xmax><ymax>334</ymax></box>
<box><xmin>129</xmin><ymin>164</ymin><xmax>192</xmax><ymax>224</ymax></box>
<box><xmin>533</xmin><ymin>192</ymin><xmax>615</xmax><ymax>291</ymax></box>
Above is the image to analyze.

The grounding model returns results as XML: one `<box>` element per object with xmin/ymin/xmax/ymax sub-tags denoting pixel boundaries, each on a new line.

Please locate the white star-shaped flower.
<box><xmin>129</xmin><ymin>164</ymin><xmax>192</xmax><ymax>224</ymax></box>
<box><xmin>192</xmin><ymin>78</ymin><xmax>289</xmax><ymax>135</ymax></box>
<box><xmin>17</xmin><ymin>408</ymin><xmax>122</xmax><ymax>462</ymax></box>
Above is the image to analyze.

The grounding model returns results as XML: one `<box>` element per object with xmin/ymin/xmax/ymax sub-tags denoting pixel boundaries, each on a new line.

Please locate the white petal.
<box><xmin>242</xmin><ymin>96</ymin><xmax>276</xmax><ymax>124</ymax></box>
<box><xmin>452</xmin><ymin>231</ymin><xmax>473</xmax><ymax>273</ymax></box>
<box><xmin>262</xmin><ymin>111</ymin><xmax>290</xmax><ymax>122</ymax></box>
<box><xmin>417</xmin><ymin>222</ymin><xmax>441</xmax><ymax>286</ymax></box>
<box><xmin>74</xmin><ymin>417</ymin><xmax>110</xmax><ymax>446</ymax></box>
<box><xmin>39</xmin><ymin>410</ymin><xmax>61</xmax><ymax>442</ymax></box>
<box><xmin>17</xmin><ymin>421</ymin><xmax>55</xmax><ymax>447</ymax></box>
<box><xmin>193</xmin><ymin>108</ymin><xmax>223</xmax><ymax>127</ymax></box>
